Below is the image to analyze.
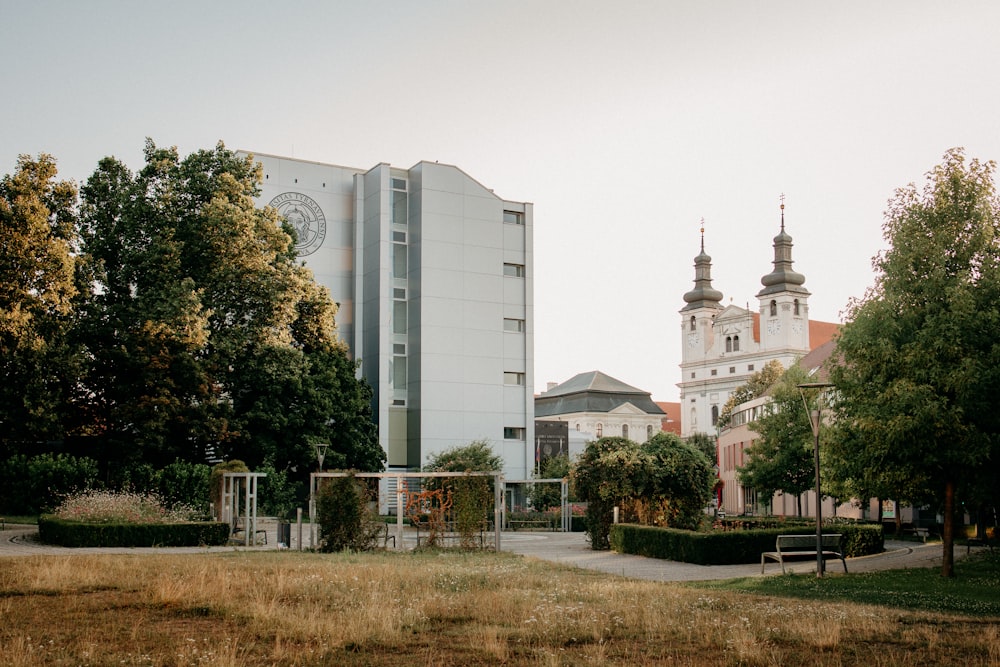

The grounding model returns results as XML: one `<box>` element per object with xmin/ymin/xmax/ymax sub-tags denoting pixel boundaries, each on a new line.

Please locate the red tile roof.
<box><xmin>655</xmin><ymin>401</ymin><xmax>682</xmax><ymax>435</ymax></box>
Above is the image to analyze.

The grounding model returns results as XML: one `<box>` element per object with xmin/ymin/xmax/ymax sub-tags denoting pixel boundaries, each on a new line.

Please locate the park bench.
<box><xmin>508</xmin><ymin>518</ymin><xmax>554</xmax><ymax>531</ymax></box>
<box><xmin>761</xmin><ymin>534</ymin><xmax>848</xmax><ymax>574</ymax></box>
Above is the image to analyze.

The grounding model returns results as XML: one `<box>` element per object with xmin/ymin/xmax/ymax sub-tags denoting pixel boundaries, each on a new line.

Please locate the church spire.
<box><xmin>682</xmin><ymin>220</ymin><xmax>724</xmax><ymax>311</ymax></box>
<box><xmin>757</xmin><ymin>196</ymin><xmax>809</xmax><ymax>297</ymax></box>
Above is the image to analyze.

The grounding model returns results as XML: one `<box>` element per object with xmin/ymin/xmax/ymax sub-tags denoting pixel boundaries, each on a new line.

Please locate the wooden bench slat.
<box><xmin>761</xmin><ymin>534</ymin><xmax>848</xmax><ymax>574</ymax></box>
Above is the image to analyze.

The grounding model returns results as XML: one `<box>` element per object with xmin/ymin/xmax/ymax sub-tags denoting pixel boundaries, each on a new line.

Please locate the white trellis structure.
<box><xmin>309</xmin><ymin>472</ymin><xmax>571</xmax><ymax>550</ymax></box>
<box><xmin>221</xmin><ymin>471</ymin><xmax>267</xmax><ymax>546</ymax></box>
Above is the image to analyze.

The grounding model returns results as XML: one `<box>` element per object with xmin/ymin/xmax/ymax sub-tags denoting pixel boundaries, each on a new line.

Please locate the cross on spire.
<box><xmin>779</xmin><ymin>193</ymin><xmax>786</xmax><ymax>231</ymax></box>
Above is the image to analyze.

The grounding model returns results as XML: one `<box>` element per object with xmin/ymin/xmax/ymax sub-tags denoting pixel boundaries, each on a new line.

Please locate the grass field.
<box><xmin>1</xmin><ymin>549</ymin><xmax>998</xmax><ymax>666</ymax></box>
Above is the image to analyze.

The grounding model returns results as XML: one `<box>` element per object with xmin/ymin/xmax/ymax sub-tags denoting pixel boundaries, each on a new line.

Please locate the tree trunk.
<box><xmin>942</xmin><ymin>479</ymin><xmax>955</xmax><ymax>578</ymax></box>
<box><xmin>797</xmin><ymin>494</ymin><xmax>803</xmax><ymax>518</ymax></box>
<box><xmin>876</xmin><ymin>498</ymin><xmax>883</xmax><ymax>526</ymax></box>
<box><xmin>893</xmin><ymin>501</ymin><xmax>902</xmax><ymax>537</ymax></box>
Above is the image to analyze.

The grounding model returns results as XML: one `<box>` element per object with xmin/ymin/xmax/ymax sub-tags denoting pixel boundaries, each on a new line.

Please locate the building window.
<box><xmin>710</xmin><ymin>369</ymin><xmax>717</xmax><ymax>376</ymax></box>
<box><xmin>596</xmin><ymin>423</ymin><xmax>603</xmax><ymax>438</ymax></box>
<box><xmin>392</xmin><ymin>178</ymin><xmax>407</xmax><ymax>190</ymax></box>
<box><xmin>689</xmin><ymin>316</ymin><xmax>696</xmax><ymax>331</ymax></box>
<box><xmin>622</xmin><ymin>424</ymin><xmax>629</xmax><ymax>439</ymax></box>
<box><xmin>733</xmin><ymin>335</ymin><xmax>740</xmax><ymax>351</ymax></box>
<box><xmin>503</xmin><ymin>210</ymin><xmax>523</xmax><ymax>225</ymax></box>
<box><xmin>770</xmin><ymin>300</ymin><xmax>777</xmax><ymax>317</ymax></box>
<box><xmin>503</xmin><ymin>263</ymin><xmax>524</xmax><ymax>278</ymax></box>
<box><xmin>575</xmin><ymin>423</ymin><xmax>580</xmax><ymax>431</ymax></box>
<box><xmin>392</xmin><ymin>190</ymin><xmax>407</xmax><ymax>226</ymax></box>
<box><xmin>647</xmin><ymin>424</ymin><xmax>653</xmax><ymax>439</ymax></box>
<box><xmin>711</xmin><ymin>405</ymin><xmax>719</xmax><ymax>426</ymax></box>
<box><xmin>393</xmin><ymin>287</ymin><xmax>406</xmax><ymax>299</ymax></box>
<box><xmin>690</xmin><ymin>372</ymin><xmax>695</xmax><ymax>379</ymax></box>
<box><xmin>504</xmin><ymin>427</ymin><xmax>525</xmax><ymax>440</ymax></box>
<box><xmin>503</xmin><ymin>318</ymin><xmax>525</xmax><ymax>332</ymax></box>
<box><xmin>393</xmin><ymin>242</ymin><xmax>407</xmax><ymax>278</ymax></box>
<box><xmin>729</xmin><ymin>366</ymin><xmax>736</xmax><ymax>374</ymax></box>
<box><xmin>503</xmin><ymin>372</ymin><xmax>525</xmax><ymax>386</ymax></box>
<box><xmin>392</xmin><ymin>355</ymin><xmax>406</xmax><ymax>388</ymax></box>
<box><xmin>393</xmin><ymin>343</ymin><xmax>406</xmax><ymax>355</ymax></box>
<box><xmin>794</xmin><ymin>299</ymin><xmax>800</xmax><ymax>316</ymax></box>
<box><xmin>748</xmin><ymin>364</ymin><xmax>755</xmax><ymax>371</ymax></box>
<box><xmin>392</xmin><ymin>300</ymin><xmax>406</xmax><ymax>335</ymax></box>
<box><xmin>725</xmin><ymin>336</ymin><xmax>732</xmax><ymax>353</ymax></box>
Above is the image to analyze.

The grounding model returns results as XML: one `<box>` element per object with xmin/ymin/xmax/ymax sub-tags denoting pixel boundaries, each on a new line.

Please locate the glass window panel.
<box><xmin>393</xmin><ymin>301</ymin><xmax>407</xmax><ymax>334</ymax></box>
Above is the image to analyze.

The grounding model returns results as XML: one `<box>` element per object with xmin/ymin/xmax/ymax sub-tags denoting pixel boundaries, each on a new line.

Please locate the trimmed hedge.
<box><xmin>38</xmin><ymin>516</ymin><xmax>230</xmax><ymax>548</ymax></box>
<box><xmin>609</xmin><ymin>523</ymin><xmax>884</xmax><ymax>565</ymax></box>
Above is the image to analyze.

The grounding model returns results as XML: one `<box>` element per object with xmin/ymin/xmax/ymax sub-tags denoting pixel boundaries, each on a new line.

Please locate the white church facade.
<box><xmin>677</xmin><ymin>206</ymin><xmax>837</xmax><ymax>438</ymax></box>
<box><xmin>241</xmin><ymin>152</ymin><xmax>535</xmax><ymax>479</ymax></box>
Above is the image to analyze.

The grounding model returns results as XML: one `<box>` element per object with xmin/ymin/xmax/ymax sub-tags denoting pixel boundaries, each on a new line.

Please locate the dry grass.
<box><xmin>0</xmin><ymin>550</ymin><xmax>998</xmax><ymax>666</ymax></box>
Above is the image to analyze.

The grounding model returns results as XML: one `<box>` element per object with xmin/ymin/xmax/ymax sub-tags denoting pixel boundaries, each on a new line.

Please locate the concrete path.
<box><xmin>0</xmin><ymin>521</ymin><xmax>972</xmax><ymax>582</ymax></box>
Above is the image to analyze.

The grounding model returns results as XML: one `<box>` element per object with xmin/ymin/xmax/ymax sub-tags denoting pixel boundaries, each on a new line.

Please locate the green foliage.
<box><xmin>315</xmin><ymin>472</ymin><xmax>382</xmax><ymax>552</ymax></box>
<box><xmin>154</xmin><ymin>459</ymin><xmax>211</xmax><ymax>513</ymax></box>
<box><xmin>684</xmin><ymin>432</ymin><xmax>717</xmax><ymax>462</ymax></box>
<box><xmin>256</xmin><ymin>463</ymin><xmax>304</xmax><ymax>519</ymax></box>
<box><xmin>609</xmin><ymin>523</ymin><xmax>883</xmax><ymax>564</ymax></box>
<box><xmin>830</xmin><ymin>148</ymin><xmax>1000</xmax><ymax>576</ymax></box>
<box><xmin>0</xmin><ymin>154</ymin><xmax>83</xmax><ymax>443</ymax></box>
<box><xmin>736</xmin><ymin>364</ymin><xmax>816</xmax><ymax>512</ymax></box>
<box><xmin>531</xmin><ymin>453</ymin><xmax>571</xmax><ymax>511</ymax></box>
<box><xmin>0</xmin><ymin>453</ymin><xmax>100</xmax><ymax>515</ymax></box>
<box><xmin>38</xmin><ymin>515</ymin><xmax>229</xmax><ymax>548</ymax></box>
<box><xmin>423</xmin><ymin>441</ymin><xmax>501</xmax><ymax>546</ymax></box>
<box><xmin>572</xmin><ymin>435</ymin><xmax>716</xmax><ymax>549</ymax></box>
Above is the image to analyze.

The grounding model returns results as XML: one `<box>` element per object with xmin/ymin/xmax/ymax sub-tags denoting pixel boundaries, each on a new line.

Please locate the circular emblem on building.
<box><xmin>268</xmin><ymin>192</ymin><xmax>327</xmax><ymax>257</ymax></box>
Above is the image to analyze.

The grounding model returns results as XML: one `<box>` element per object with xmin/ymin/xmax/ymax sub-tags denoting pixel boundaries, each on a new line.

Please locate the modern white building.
<box><xmin>241</xmin><ymin>152</ymin><xmax>535</xmax><ymax>478</ymax></box>
<box><xmin>677</xmin><ymin>208</ymin><xmax>837</xmax><ymax>438</ymax></box>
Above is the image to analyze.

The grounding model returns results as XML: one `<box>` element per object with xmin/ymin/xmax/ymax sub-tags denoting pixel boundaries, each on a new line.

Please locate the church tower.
<box><xmin>756</xmin><ymin>198</ymin><xmax>810</xmax><ymax>352</ymax></box>
<box><xmin>680</xmin><ymin>225</ymin><xmax>724</xmax><ymax>364</ymax></box>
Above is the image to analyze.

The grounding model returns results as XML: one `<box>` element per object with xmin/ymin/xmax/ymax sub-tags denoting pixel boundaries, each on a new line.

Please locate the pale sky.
<box><xmin>4</xmin><ymin>1</ymin><xmax>1000</xmax><ymax>402</ymax></box>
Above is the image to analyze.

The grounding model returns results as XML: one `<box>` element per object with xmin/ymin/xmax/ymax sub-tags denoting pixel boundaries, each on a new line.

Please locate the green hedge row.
<box><xmin>609</xmin><ymin>523</ymin><xmax>884</xmax><ymax>565</ymax></box>
<box><xmin>38</xmin><ymin>516</ymin><xmax>230</xmax><ymax>548</ymax></box>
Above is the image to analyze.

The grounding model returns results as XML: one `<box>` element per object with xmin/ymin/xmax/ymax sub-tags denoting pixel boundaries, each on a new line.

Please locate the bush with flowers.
<box><xmin>51</xmin><ymin>489</ymin><xmax>200</xmax><ymax>524</ymax></box>
<box><xmin>39</xmin><ymin>489</ymin><xmax>228</xmax><ymax>548</ymax></box>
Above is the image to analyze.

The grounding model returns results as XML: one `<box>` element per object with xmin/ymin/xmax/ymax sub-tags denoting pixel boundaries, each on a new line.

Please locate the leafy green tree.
<box><xmin>571</xmin><ymin>437</ymin><xmax>640</xmax><ymax>549</ymax></box>
<box><xmin>315</xmin><ymin>472</ymin><xmax>382</xmax><ymax>552</ymax></box>
<box><xmin>736</xmin><ymin>364</ymin><xmax>815</xmax><ymax>516</ymax></box>
<box><xmin>0</xmin><ymin>154</ymin><xmax>82</xmax><ymax>443</ymax></box>
<box><xmin>829</xmin><ymin>148</ymin><xmax>1000</xmax><ymax>577</ymax></box>
<box><xmin>643</xmin><ymin>432</ymin><xmax>716</xmax><ymax>530</ymax></box>
<box><xmin>423</xmin><ymin>440</ymin><xmax>502</xmax><ymax>544</ymax></box>
<box><xmin>685</xmin><ymin>432</ymin><xmax>717</xmax><ymax>463</ymax></box>
<box><xmin>75</xmin><ymin>140</ymin><xmax>383</xmax><ymax>475</ymax></box>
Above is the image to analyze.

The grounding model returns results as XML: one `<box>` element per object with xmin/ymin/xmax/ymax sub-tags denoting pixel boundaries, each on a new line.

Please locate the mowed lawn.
<box><xmin>1</xmin><ymin>548</ymin><xmax>998</xmax><ymax>666</ymax></box>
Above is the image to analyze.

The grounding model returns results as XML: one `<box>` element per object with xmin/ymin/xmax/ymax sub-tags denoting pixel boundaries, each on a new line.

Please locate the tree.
<box><xmin>643</xmin><ymin>432</ymin><xmax>716</xmax><ymax>530</ymax></box>
<box><xmin>423</xmin><ymin>440</ymin><xmax>502</xmax><ymax>544</ymax></box>
<box><xmin>685</xmin><ymin>432</ymin><xmax>717</xmax><ymax>463</ymax></box>
<box><xmin>829</xmin><ymin>148</ymin><xmax>1000</xmax><ymax>577</ymax></box>
<box><xmin>0</xmin><ymin>154</ymin><xmax>82</xmax><ymax>443</ymax></box>
<box><xmin>75</xmin><ymin>140</ymin><xmax>383</xmax><ymax>475</ymax></box>
<box><xmin>736</xmin><ymin>364</ymin><xmax>815</xmax><ymax>516</ymax></box>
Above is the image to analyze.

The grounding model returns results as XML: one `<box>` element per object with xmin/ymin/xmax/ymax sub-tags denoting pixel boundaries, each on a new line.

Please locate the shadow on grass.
<box><xmin>686</xmin><ymin>549</ymin><xmax>1000</xmax><ymax>617</ymax></box>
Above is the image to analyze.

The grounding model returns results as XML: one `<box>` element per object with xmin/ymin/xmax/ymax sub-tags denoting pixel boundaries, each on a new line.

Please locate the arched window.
<box><xmin>596</xmin><ymin>423</ymin><xmax>603</xmax><ymax>438</ymax></box>
<box><xmin>647</xmin><ymin>424</ymin><xmax>654</xmax><ymax>440</ymax></box>
<box><xmin>725</xmin><ymin>336</ymin><xmax>732</xmax><ymax>352</ymax></box>
<box><xmin>733</xmin><ymin>335</ymin><xmax>740</xmax><ymax>351</ymax></box>
<box><xmin>689</xmin><ymin>316</ymin><xmax>696</xmax><ymax>331</ymax></box>
<box><xmin>622</xmin><ymin>424</ymin><xmax>629</xmax><ymax>439</ymax></box>
<box><xmin>794</xmin><ymin>299</ymin><xmax>800</xmax><ymax>316</ymax></box>
<box><xmin>770</xmin><ymin>300</ymin><xmax>777</xmax><ymax>317</ymax></box>
<box><xmin>711</xmin><ymin>405</ymin><xmax>719</xmax><ymax>426</ymax></box>
<box><xmin>575</xmin><ymin>422</ymin><xmax>580</xmax><ymax>431</ymax></box>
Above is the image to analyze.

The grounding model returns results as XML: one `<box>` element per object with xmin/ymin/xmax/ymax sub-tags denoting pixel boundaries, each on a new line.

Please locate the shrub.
<box><xmin>0</xmin><ymin>453</ymin><xmax>100</xmax><ymax>515</ymax></box>
<box><xmin>609</xmin><ymin>523</ymin><xmax>884</xmax><ymax>565</ymax></box>
<box><xmin>38</xmin><ymin>515</ymin><xmax>228</xmax><ymax>547</ymax></box>
<box><xmin>52</xmin><ymin>489</ymin><xmax>199</xmax><ymax>524</ymax></box>
<box><xmin>315</xmin><ymin>472</ymin><xmax>382</xmax><ymax>552</ymax></box>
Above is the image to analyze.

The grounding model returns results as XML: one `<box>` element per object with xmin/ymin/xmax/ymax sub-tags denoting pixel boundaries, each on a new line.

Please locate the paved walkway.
<box><xmin>0</xmin><ymin>521</ymin><xmax>971</xmax><ymax>582</ymax></box>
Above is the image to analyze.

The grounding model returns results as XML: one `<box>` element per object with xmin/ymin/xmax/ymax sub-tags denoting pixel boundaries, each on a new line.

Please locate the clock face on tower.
<box><xmin>688</xmin><ymin>333</ymin><xmax>701</xmax><ymax>347</ymax></box>
<box><xmin>766</xmin><ymin>319</ymin><xmax>781</xmax><ymax>336</ymax></box>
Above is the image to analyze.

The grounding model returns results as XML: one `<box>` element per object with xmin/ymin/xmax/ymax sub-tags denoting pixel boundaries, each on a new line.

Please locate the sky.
<box><xmin>3</xmin><ymin>1</ymin><xmax>1000</xmax><ymax>402</ymax></box>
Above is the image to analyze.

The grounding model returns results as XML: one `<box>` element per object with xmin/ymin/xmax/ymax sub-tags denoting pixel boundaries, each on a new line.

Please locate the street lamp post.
<box><xmin>314</xmin><ymin>442</ymin><xmax>330</xmax><ymax>472</ymax></box>
<box><xmin>797</xmin><ymin>382</ymin><xmax>834</xmax><ymax>578</ymax></box>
